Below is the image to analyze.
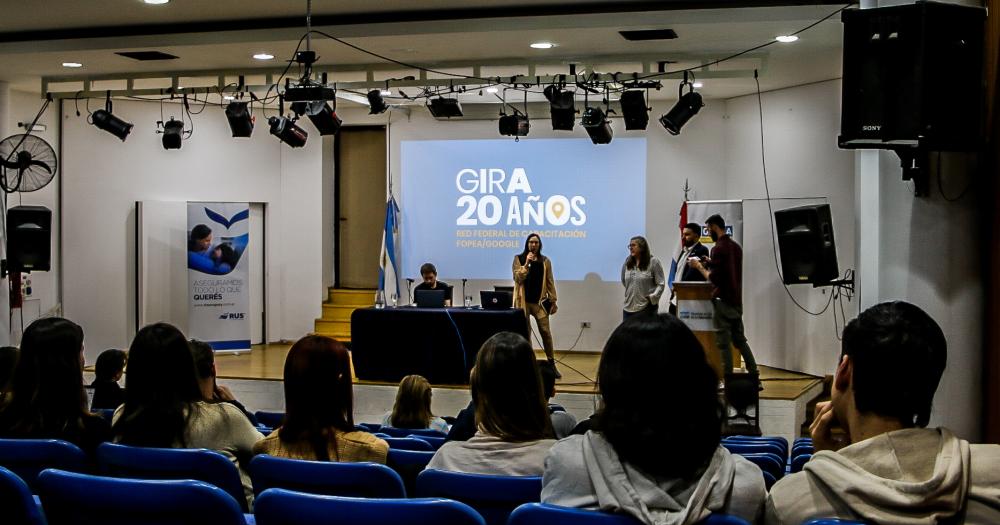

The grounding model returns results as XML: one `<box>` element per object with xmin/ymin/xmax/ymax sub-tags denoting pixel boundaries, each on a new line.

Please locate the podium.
<box><xmin>673</xmin><ymin>281</ymin><xmax>740</xmax><ymax>379</ymax></box>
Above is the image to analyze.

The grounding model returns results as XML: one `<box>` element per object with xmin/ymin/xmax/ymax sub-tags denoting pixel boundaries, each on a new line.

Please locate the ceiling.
<box><xmin>0</xmin><ymin>0</ymin><xmax>849</xmax><ymax>103</ymax></box>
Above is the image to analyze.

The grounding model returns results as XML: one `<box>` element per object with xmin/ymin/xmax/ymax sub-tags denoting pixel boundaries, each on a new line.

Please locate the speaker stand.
<box><xmin>897</xmin><ymin>149</ymin><xmax>931</xmax><ymax>197</ymax></box>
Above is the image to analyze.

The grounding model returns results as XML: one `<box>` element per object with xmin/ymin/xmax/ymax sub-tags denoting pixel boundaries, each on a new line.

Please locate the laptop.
<box><xmin>480</xmin><ymin>290</ymin><xmax>513</xmax><ymax>310</ymax></box>
<box><xmin>414</xmin><ymin>289</ymin><xmax>447</xmax><ymax>308</ymax></box>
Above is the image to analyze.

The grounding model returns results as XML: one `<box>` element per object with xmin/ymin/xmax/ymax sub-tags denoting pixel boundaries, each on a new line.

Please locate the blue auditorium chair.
<box><xmin>0</xmin><ymin>438</ymin><xmax>88</xmax><ymax>490</ymax></box>
<box><xmin>93</xmin><ymin>408</ymin><xmax>115</xmax><ymax>423</ymax></box>
<box><xmin>790</xmin><ymin>453</ymin><xmax>813</xmax><ymax>473</ymax></box>
<box><xmin>406</xmin><ymin>428</ymin><xmax>449</xmax><ymax>438</ymax></box>
<box><xmin>96</xmin><ymin>442</ymin><xmax>249</xmax><ymax>512</ymax></box>
<box><xmin>254</xmin><ymin>488</ymin><xmax>485</xmax><ymax>525</ymax></box>
<box><xmin>0</xmin><ymin>466</ymin><xmax>46</xmax><ymax>525</ymax></box>
<box><xmin>507</xmin><ymin>503</ymin><xmax>751</xmax><ymax>525</ymax></box>
<box><xmin>722</xmin><ymin>435</ymin><xmax>788</xmax><ymax>458</ymax></box>
<box><xmin>801</xmin><ymin>520</ymin><xmax>867</xmax><ymax>525</ymax></box>
<box><xmin>408</xmin><ymin>434</ymin><xmax>445</xmax><ymax>450</ymax></box>
<box><xmin>36</xmin><ymin>468</ymin><xmax>248</xmax><ymax>525</ymax></box>
<box><xmin>382</xmin><ymin>436</ymin><xmax>435</xmax><ymax>451</ymax></box>
<box><xmin>386</xmin><ymin>448</ymin><xmax>434</xmax><ymax>495</ymax></box>
<box><xmin>248</xmin><ymin>455</ymin><xmax>406</xmax><ymax>498</ymax></box>
<box><xmin>415</xmin><ymin>469</ymin><xmax>541</xmax><ymax>525</ymax></box>
<box><xmin>720</xmin><ymin>441</ymin><xmax>786</xmax><ymax>460</ymax></box>
<box><xmin>357</xmin><ymin>422</ymin><xmax>382</xmax><ymax>433</ymax></box>
<box><xmin>254</xmin><ymin>411</ymin><xmax>284</xmax><ymax>429</ymax></box>
<box><xmin>737</xmin><ymin>452</ymin><xmax>784</xmax><ymax>487</ymax></box>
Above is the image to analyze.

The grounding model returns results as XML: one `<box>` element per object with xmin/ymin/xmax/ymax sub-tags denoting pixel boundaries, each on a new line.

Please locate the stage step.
<box><xmin>327</xmin><ymin>288</ymin><xmax>375</xmax><ymax>305</ymax></box>
<box><xmin>321</xmin><ymin>304</ymin><xmax>358</xmax><ymax>321</ymax></box>
<box><xmin>313</xmin><ymin>288</ymin><xmax>375</xmax><ymax>342</ymax></box>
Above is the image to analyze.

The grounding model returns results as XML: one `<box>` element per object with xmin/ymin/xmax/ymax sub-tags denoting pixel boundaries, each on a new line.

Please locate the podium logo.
<box><xmin>454</xmin><ymin>168</ymin><xmax>586</xmax><ymax>227</ymax></box>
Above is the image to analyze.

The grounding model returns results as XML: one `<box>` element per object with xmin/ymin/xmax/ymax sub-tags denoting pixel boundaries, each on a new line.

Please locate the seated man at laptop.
<box><xmin>413</xmin><ymin>262</ymin><xmax>451</xmax><ymax>306</ymax></box>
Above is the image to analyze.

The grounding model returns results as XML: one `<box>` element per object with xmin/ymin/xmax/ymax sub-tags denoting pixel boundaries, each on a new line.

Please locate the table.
<box><xmin>350</xmin><ymin>307</ymin><xmax>529</xmax><ymax>384</ymax></box>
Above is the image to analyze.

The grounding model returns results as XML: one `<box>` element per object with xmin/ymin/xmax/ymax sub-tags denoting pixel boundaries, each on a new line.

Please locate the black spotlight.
<box><xmin>428</xmin><ymin>97</ymin><xmax>463</xmax><ymax>118</ymax></box>
<box><xmin>91</xmin><ymin>109</ymin><xmax>133</xmax><ymax>141</ymax></box>
<box><xmin>499</xmin><ymin>113</ymin><xmax>530</xmax><ymax>138</ymax></box>
<box><xmin>660</xmin><ymin>89</ymin><xmax>704</xmax><ymax>135</ymax></box>
<box><xmin>619</xmin><ymin>90</ymin><xmax>650</xmax><ymax>130</ymax></box>
<box><xmin>268</xmin><ymin>116</ymin><xmax>308</xmax><ymax>148</ymax></box>
<box><xmin>291</xmin><ymin>101</ymin><xmax>343</xmax><ymax>136</ymax></box>
<box><xmin>160</xmin><ymin>118</ymin><xmax>184</xmax><ymax>150</ymax></box>
<box><xmin>367</xmin><ymin>90</ymin><xmax>389</xmax><ymax>114</ymax></box>
<box><xmin>543</xmin><ymin>85</ymin><xmax>576</xmax><ymax>131</ymax></box>
<box><xmin>224</xmin><ymin>101</ymin><xmax>254</xmax><ymax>138</ymax></box>
<box><xmin>581</xmin><ymin>106</ymin><xmax>613</xmax><ymax>145</ymax></box>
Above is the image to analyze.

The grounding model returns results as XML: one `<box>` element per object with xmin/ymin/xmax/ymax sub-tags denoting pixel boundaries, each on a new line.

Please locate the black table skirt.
<box><xmin>350</xmin><ymin>307</ymin><xmax>529</xmax><ymax>384</ymax></box>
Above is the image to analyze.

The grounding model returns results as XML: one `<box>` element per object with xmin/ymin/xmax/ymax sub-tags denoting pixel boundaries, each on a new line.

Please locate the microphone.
<box><xmin>406</xmin><ymin>278</ymin><xmax>415</xmax><ymax>284</ymax></box>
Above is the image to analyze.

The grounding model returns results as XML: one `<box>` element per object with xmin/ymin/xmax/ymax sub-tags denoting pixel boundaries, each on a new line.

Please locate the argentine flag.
<box><xmin>378</xmin><ymin>195</ymin><xmax>403</xmax><ymax>302</ymax></box>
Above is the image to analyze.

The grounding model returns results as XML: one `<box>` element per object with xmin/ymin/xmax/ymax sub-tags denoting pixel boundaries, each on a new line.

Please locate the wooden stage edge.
<box><xmin>215</xmin><ymin>343</ymin><xmax>823</xmax><ymax>401</ymax></box>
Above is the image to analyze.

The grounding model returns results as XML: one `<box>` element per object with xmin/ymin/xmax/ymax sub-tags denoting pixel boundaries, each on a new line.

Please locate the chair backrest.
<box><xmin>0</xmin><ymin>438</ymin><xmax>88</xmax><ymax>490</ymax></box>
<box><xmin>408</xmin><ymin>434</ymin><xmax>445</xmax><ymax>450</ymax></box>
<box><xmin>792</xmin><ymin>442</ymin><xmax>816</xmax><ymax>458</ymax></box>
<box><xmin>699</xmin><ymin>514</ymin><xmax>752</xmax><ymax>525</ymax></box>
<box><xmin>801</xmin><ymin>520</ymin><xmax>867</xmax><ymax>525</ymax></box>
<box><xmin>406</xmin><ymin>428</ymin><xmax>448</xmax><ymax>438</ymax></box>
<box><xmin>96</xmin><ymin>442</ymin><xmax>249</xmax><ymax>511</ymax></box>
<box><xmin>761</xmin><ymin>470</ymin><xmax>777</xmax><ymax>490</ymax></box>
<box><xmin>508</xmin><ymin>503</ymin><xmax>642</xmax><ymax>525</ymax></box>
<box><xmin>383</xmin><ymin>436</ymin><xmax>434</xmax><ymax>451</ymax></box>
<box><xmin>737</xmin><ymin>452</ymin><xmax>784</xmax><ymax>483</ymax></box>
<box><xmin>249</xmin><ymin>455</ymin><xmax>406</xmax><ymax>498</ymax></box>
<box><xmin>415</xmin><ymin>469</ymin><xmax>542</xmax><ymax>525</ymax></box>
<box><xmin>386</xmin><ymin>448</ymin><xmax>434</xmax><ymax>495</ymax></box>
<box><xmin>357</xmin><ymin>423</ymin><xmax>382</xmax><ymax>433</ymax></box>
<box><xmin>0</xmin><ymin>466</ymin><xmax>46</xmax><ymax>525</ymax></box>
<box><xmin>254</xmin><ymin>411</ymin><xmax>285</xmax><ymax>429</ymax></box>
<box><xmin>790</xmin><ymin>453</ymin><xmax>812</xmax><ymax>473</ymax></box>
<box><xmin>377</xmin><ymin>426</ymin><xmax>419</xmax><ymax>438</ymax></box>
<box><xmin>36</xmin><ymin>468</ymin><xmax>247</xmax><ymax>525</ymax></box>
<box><xmin>254</xmin><ymin>488</ymin><xmax>486</xmax><ymax>525</ymax></box>
<box><xmin>722</xmin><ymin>436</ymin><xmax>788</xmax><ymax>456</ymax></box>
<box><xmin>720</xmin><ymin>441</ymin><xmax>786</xmax><ymax>459</ymax></box>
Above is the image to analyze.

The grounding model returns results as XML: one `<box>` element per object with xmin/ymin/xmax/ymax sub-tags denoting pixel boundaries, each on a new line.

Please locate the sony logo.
<box><xmin>862</xmin><ymin>125</ymin><xmax>882</xmax><ymax>131</ymax></box>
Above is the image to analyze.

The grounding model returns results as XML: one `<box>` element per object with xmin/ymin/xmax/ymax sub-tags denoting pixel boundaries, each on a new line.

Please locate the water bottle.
<box><xmin>375</xmin><ymin>289</ymin><xmax>386</xmax><ymax>309</ymax></box>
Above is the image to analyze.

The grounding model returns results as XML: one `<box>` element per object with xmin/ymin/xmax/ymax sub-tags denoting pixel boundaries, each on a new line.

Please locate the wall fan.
<box><xmin>0</xmin><ymin>134</ymin><xmax>57</xmax><ymax>193</ymax></box>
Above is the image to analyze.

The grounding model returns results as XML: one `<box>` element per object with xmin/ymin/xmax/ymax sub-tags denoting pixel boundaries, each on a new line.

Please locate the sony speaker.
<box><xmin>774</xmin><ymin>204</ymin><xmax>838</xmax><ymax>286</ymax></box>
<box><xmin>839</xmin><ymin>2</ymin><xmax>985</xmax><ymax>151</ymax></box>
<box><xmin>7</xmin><ymin>206</ymin><xmax>51</xmax><ymax>272</ymax></box>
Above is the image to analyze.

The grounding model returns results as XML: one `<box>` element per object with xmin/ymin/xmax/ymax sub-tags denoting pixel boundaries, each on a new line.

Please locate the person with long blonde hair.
<box><xmin>381</xmin><ymin>374</ymin><xmax>449</xmax><ymax>433</ymax></box>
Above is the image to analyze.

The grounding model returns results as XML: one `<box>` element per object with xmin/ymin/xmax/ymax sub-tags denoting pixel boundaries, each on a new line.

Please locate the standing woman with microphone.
<box><xmin>621</xmin><ymin>236</ymin><xmax>666</xmax><ymax>320</ymax></box>
<box><xmin>513</xmin><ymin>233</ymin><xmax>560</xmax><ymax>377</ymax></box>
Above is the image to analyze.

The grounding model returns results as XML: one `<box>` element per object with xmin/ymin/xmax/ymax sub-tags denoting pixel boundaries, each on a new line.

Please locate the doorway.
<box><xmin>335</xmin><ymin>126</ymin><xmax>387</xmax><ymax>289</ymax></box>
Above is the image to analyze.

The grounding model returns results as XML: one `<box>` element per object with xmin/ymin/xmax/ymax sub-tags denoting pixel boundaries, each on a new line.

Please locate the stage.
<box><xmin>212</xmin><ymin>343</ymin><xmax>824</xmax><ymax>443</ymax></box>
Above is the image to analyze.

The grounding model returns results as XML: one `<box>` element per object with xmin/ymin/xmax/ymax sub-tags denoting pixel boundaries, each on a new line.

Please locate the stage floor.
<box><xmin>216</xmin><ymin>343</ymin><xmax>822</xmax><ymax>401</ymax></box>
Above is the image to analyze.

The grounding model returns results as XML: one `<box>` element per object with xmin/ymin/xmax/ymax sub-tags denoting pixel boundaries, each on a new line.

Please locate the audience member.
<box><xmin>90</xmin><ymin>348</ymin><xmax>126</xmax><ymax>410</ymax></box>
<box><xmin>189</xmin><ymin>339</ymin><xmax>258</xmax><ymax>426</ymax></box>
<box><xmin>112</xmin><ymin>322</ymin><xmax>262</xmax><ymax>505</ymax></box>
<box><xmin>381</xmin><ymin>374</ymin><xmax>449</xmax><ymax>433</ymax></box>
<box><xmin>538</xmin><ymin>360</ymin><xmax>577</xmax><ymax>438</ymax></box>
<box><xmin>0</xmin><ymin>345</ymin><xmax>18</xmax><ymax>396</ymax></box>
<box><xmin>253</xmin><ymin>335</ymin><xmax>388</xmax><ymax>463</ymax></box>
<box><xmin>0</xmin><ymin>318</ymin><xmax>111</xmax><ymax>454</ymax></box>
<box><xmin>765</xmin><ymin>301</ymin><xmax>1000</xmax><ymax>524</ymax></box>
<box><xmin>445</xmin><ymin>399</ymin><xmax>476</xmax><ymax>442</ymax></box>
<box><xmin>428</xmin><ymin>332</ymin><xmax>555</xmax><ymax>476</ymax></box>
<box><xmin>541</xmin><ymin>314</ymin><xmax>765</xmax><ymax>524</ymax></box>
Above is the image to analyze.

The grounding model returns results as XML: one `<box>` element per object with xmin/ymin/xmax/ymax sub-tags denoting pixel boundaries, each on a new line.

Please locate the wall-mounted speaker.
<box><xmin>839</xmin><ymin>2</ymin><xmax>985</xmax><ymax>151</ymax></box>
<box><xmin>774</xmin><ymin>204</ymin><xmax>838</xmax><ymax>286</ymax></box>
<box><xmin>7</xmin><ymin>206</ymin><xmax>51</xmax><ymax>273</ymax></box>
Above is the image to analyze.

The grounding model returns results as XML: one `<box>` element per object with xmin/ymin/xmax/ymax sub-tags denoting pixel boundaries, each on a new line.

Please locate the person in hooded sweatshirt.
<box><xmin>765</xmin><ymin>301</ymin><xmax>1000</xmax><ymax>525</ymax></box>
<box><xmin>541</xmin><ymin>313</ymin><xmax>765</xmax><ymax>525</ymax></box>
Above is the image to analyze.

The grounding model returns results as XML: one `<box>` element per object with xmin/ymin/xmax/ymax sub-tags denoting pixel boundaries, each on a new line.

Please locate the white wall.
<box><xmin>61</xmin><ymin>98</ymin><xmax>322</xmax><ymax>363</ymax></box>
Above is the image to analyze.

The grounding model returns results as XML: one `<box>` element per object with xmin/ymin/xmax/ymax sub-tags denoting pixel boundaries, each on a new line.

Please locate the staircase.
<box><xmin>313</xmin><ymin>288</ymin><xmax>375</xmax><ymax>343</ymax></box>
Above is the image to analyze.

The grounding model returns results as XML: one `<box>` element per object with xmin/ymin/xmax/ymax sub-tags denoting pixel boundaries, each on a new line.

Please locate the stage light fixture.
<box><xmin>543</xmin><ymin>85</ymin><xmax>576</xmax><ymax>131</ymax></box>
<box><xmin>427</xmin><ymin>97</ymin><xmax>463</xmax><ymax>118</ymax></box>
<box><xmin>91</xmin><ymin>109</ymin><xmax>133</xmax><ymax>141</ymax></box>
<box><xmin>367</xmin><ymin>89</ymin><xmax>389</xmax><ymax>114</ymax></box>
<box><xmin>619</xmin><ymin>90</ymin><xmax>650</xmax><ymax>130</ymax></box>
<box><xmin>659</xmin><ymin>75</ymin><xmax>704</xmax><ymax>135</ymax></box>
<box><xmin>224</xmin><ymin>101</ymin><xmax>254</xmax><ymax>138</ymax></box>
<box><xmin>268</xmin><ymin>116</ymin><xmax>308</xmax><ymax>148</ymax></box>
<box><xmin>499</xmin><ymin>113</ymin><xmax>530</xmax><ymax>138</ymax></box>
<box><xmin>581</xmin><ymin>106</ymin><xmax>613</xmax><ymax>144</ymax></box>
<box><xmin>159</xmin><ymin>118</ymin><xmax>184</xmax><ymax>150</ymax></box>
<box><xmin>291</xmin><ymin>100</ymin><xmax>342</xmax><ymax>136</ymax></box>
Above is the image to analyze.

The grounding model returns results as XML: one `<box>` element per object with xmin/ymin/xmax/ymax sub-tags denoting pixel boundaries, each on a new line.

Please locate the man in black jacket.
<box><xmin>668</xmin><ymin>222</ymin><xmax>710</xmax><ymax>314</ymax></box>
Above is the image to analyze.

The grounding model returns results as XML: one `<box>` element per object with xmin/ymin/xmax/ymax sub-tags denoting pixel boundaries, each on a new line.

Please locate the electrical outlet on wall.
<box><xmin>580</xmin><ymin>321</ymin><xmax>591</xmax><ymax>329</ymax></box>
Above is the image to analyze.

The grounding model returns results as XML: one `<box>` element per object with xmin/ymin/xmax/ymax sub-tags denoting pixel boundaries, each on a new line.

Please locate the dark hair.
<box><xmin>113</xmin><ymin>323</ymin><xmax>202</xmax><ymax>448</ymax></box>
<box><xmin>625</xmin><ymin>236</ymin><xmax>652</xmax><ymax>271</ymax></box>
<box><xmin>188</xmin><ymin>224</ymin><xmax>212</xmax><ymax>252</ymax></box>
<box><xmin>705</xmin><ymin>214</ymin><xmax>725</xmax><ymax>230</ymax></box>
<box><xmin>0</xmin><ymin>346</ymin><xmax>19</xmax><ymax>393</ymax></box>
<box><xmin>189</xmin><ymin>339</ymin><xmax>215</xmax><ymax>379</ymax></box>
<box><xmin>419</xmin><ymin>263</ymin><xmax>437</xmax><ymax>276</ymax></box>
<box><xmin>389</xmin><ymin>375</ymin><xmax>435</xmax><ymax>429</ymax></box>
<box><xmin>841</xmin><ymin>301</ymin><xmax>946</xmax><ymax>428</ymax></box>
<box><xmin>0</xmin><ymin>318</ymin><xmax>91</xmax><ymax>439</ymax></box>
<box><xmin>684</xmin><ymin>222</ymin><xmax>703</xmax><ymax>237</ymax></box>
<box><xmin>518</xmin><ymin>233</ymin><xmax>545</xmax><ymax>262</ymax></box>
<box><xmin>537</xmin><ymin>360</ymin><xmax>556</xmax><ymax>399</ymax></box>
<box><xmin>279</xmin><ymin>335</ymin><xmax>354</xmax><ymax>461</ymax></box>
<box><xmin>94</xmin><ymin>349</ymin><xmax>127</xmax><ymax>382</ymax></box>
<box><xmin>215</xmin><ymin>243</ymin><xmax>238</xmax><ymax>267</ymax></box>
<box><xmin>471</xmin><ymin>332</ymin><xmax>552</xmax><ymax>442</ymax></box>
<box><xmin>593</xmin><ymin>314</ymin><xmax>720</xmax><ymax>479</ymax></box>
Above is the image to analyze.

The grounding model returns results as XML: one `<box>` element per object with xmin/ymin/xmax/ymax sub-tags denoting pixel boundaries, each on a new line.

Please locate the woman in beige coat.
<box><xmin>512</xmin><ymin>233</ymin><xmax>559</xmax><ymax>376</ymax></box>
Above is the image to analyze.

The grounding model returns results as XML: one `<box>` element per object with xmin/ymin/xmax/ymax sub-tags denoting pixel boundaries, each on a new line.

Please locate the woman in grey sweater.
<box><xmin>621</xmin><ymin>236</ymin><xmax>665</xmax><ymax>321</ymax></box>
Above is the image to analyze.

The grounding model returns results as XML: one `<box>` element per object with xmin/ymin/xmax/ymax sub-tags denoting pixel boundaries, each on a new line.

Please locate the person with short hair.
<box><xmin>253</xmin><ymin>335</ymin><xmax>388</xmax><ymax>464</ymax></box>
<box><xmin>513</xmin><ymin>233</ymin><xmax>560</xmax><ymax>376</ymax></box>
<box><xmin>537</xmin><ymin>360</ymin><xmax>576</xmax><ymax>438</ymax></box>
<box><xmin>189</xmin><ymin>339</ymin><xmax>257</xmax><ymax>426</ymax></box>
<box><xmin>428</xmin><ymin>332</ymin><xmax>555</xmax><ymax>476</ymax></box>
<box><xmin>381</xmin><ymin>374</ymin><xmax>449</xmax><ymax>433</ymax></box>
<box><xmin>91</xmin><ymin>348</ymin><xmax>127</xmax><ymax>410</ymax></box>
<box><xmin>542</xmin><ymin>314</ymin><xmax>766</xmax><ymax>524</ymax></box>
<box><xmin>621</xmin><ymin>235</ymin><xmax>666</xmax><ymax>320</ymax></box>
<box><xmin>413</xmin><ymin>262</ymin><xmax>452</xmax><ymax>305</ymax></box>
<box><xmin>688</xmin><ymin>214</ymin><xmax>758</xmax><ymax>376</ymax></box>
<box><xmin>0</xmin><ymin>318</ymin><xmax>111</xmax><ymax>455</ymax></box>
<box><xmin>668</xmin><ymin>223</ymin><xmax>710</xmax><ymax>315</ymax></box>
<box><xmin>765</xmin><ymin>301</ymin><xmax>1000</xmax><ymax>524</ymax></box>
